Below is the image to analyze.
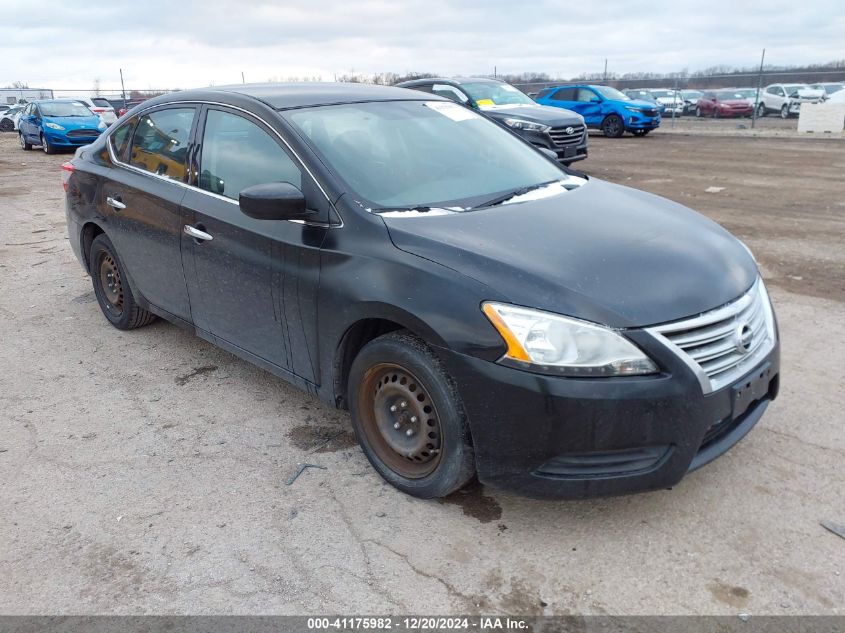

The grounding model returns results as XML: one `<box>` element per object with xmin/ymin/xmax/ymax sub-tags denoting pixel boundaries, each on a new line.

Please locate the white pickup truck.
<box><xmin>757</xmin><ymin>84</ymin><xmax>824</xmax><ymax>118</ymax></box>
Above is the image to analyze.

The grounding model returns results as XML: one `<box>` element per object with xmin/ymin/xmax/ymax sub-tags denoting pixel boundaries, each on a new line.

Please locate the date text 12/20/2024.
<box><xmin>307</xmin><ymin>617</ymin><xmax>529</xmax><ymax>630</ymax></box>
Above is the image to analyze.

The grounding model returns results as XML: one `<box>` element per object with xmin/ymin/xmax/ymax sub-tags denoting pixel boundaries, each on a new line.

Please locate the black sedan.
<box><xmin>396</xmin><ymin>77</ymin><xmax>588</xmax><ymax>165</ymax></box>
<box><xmin>63</xmin><ymin>83</ymin><xmax>780</xmax><ymax>499</ymax></box>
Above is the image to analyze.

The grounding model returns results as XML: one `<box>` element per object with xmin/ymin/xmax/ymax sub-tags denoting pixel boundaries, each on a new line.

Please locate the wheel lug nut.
<box><xmin>410</xmin><ymin>416</ymin><xmax>417</xmax><ymax>423</ymax></box>
<box><xmin>405</xmin><ymin>429</ymin><xmax>414</xmax><ymax>437</ymax></box>
<box><xmin>400</xmin><ymin>401</ymin><xmax>407</xmax><ymax>408</ymax></box>
<box><xmin>393</xmin><ymin>422</ymin><xmax>401</xmax><ymax>430</ymax></box>
<box><xmin>390</xmin><ymin>405</ymin><xmax>397</xmax><ymax>412</ymax></box>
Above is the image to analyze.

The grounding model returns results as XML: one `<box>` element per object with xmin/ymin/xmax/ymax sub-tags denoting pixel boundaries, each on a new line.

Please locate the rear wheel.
<box><xmin>348</xmin><ymin>331</ymin><xmax>475</xmax><ymax>498</ymax></box>
<box><xmin>19</xmin><ymin>132</ymin><xmax>31</xmax><ymax>150</ymax></box>
<box><xmin>601</xmin><ymin>114</ymin><xmax>625</xmax><ymax>138</ymax></box>
<box><xmin>90</xmin><ymin>234</ymin><xmax>156</xmax><ymax>330</ymax></box>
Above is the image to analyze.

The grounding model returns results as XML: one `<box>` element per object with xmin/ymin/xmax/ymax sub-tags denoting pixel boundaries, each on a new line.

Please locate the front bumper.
<box><xmin>44</xmin><ymin>130</ymin><xmax>102</xmax><ymax>147</ymax></box>
<box><xmin>437</xmin><ymin>334</ymin><xmax>779</xmax><ymax>499</ymax></box>
<box><xmin>522</xmin><ymin>128</ymin><xmax>588</xmax><ymax>164</ymax></box>
<box><xmin>626</xmin><ymin>113</ymin><xmax>661</xmax><ymax>130</ymax></box>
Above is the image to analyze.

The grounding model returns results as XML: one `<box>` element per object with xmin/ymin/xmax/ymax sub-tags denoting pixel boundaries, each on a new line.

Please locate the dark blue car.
<box><xmin>18</xmin><ymin>99</ymin><xmax>106</xmax><ymax>154</ymax></box>
<box><xmin>535</xmin><ymin>85</ymin><xmax>661</xmax><ymax>137</ymax></box>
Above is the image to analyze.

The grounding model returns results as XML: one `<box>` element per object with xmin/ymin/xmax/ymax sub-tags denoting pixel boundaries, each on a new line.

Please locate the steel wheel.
<box><xmin>97</xmin><ymin>251</ymin><xmax>124</xmax><ymax>317</ymax></box>
<box><xmin>357</xmin><ymin>362</ymin><xmax>443</xmax><ymax>479</ymax></box>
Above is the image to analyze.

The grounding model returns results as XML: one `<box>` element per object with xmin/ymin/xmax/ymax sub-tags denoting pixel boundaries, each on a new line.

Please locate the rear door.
<box><xmin>180</xmin><ymin>105</ymin><xmax>328</xmax><ymax>381</ymax></box>
<box><xmin>98</xmin><ymin>106</ymin><xmax>197</xmax><ymax>321</ymax></box>
<box><xmin>543</xmin><ymin>87</ymin><xmax>583</xmax><ymax>118</ymax></box>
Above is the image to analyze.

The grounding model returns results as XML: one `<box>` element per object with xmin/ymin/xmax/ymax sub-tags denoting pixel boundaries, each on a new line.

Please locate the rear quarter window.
<box><xmin>92</xmin><ymin>98</ymin><xmax>111</xmax><ymax>108</ymax></box>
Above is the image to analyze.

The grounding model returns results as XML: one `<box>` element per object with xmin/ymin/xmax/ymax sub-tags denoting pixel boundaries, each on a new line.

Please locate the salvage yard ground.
<box><xmin>0</xmin><ymin>130</ymin><xmax>843</xmax><ymax>615</ymax></box>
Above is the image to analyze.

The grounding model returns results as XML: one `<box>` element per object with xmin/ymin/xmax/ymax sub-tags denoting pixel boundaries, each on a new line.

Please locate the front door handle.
<box><xmin>183</xmin><ymin>224</ymin><xmax>213</xmax><ymax>242</ymax></box>
<box><xmin>106</xmin><ymin>196</ymin><xmax>126</xmax><ymax>210</ymax></box>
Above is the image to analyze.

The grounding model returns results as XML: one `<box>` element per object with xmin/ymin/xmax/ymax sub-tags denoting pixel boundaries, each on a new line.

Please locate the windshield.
<box><xmin>594</xmin><ymin>86</ymin><xmax>630</xmax><ymax>101</ymax></box>
<box><xmin>650</xmin><ymin>90</ymin><xmax>674</xmax><ymax>98</ymax></box>
<box><xmin>39</xmin><ymin>102</ymin><xmax>94</xmax><ymax>117</ymax></box>
<box><xmin>285</xmin><ymin>100</ymin><xmax>568</xmax><ymax>210</ymax></box>
<box><xmin>461</xmin><ymin>82</ymin><xmax>535</xmax><ymax>107</ymax></box>
<box><xmin>682</xmin><ymin>90</ymin><xmax>702</xmax><ymax>99</ymax></box>
<box><xmin>717</xmin><ymin>91</ymin><xmax>745</xmax><ymax>100</ymax></box>
<box><xmin>732</xmin><ymin>89</ymin><xmax>756</xmax><ymax>98</ymax></box>
<box><xmin>823</xmin><ymin>84</ymin><xmax>843</xmax><ymax>94</ymax></box>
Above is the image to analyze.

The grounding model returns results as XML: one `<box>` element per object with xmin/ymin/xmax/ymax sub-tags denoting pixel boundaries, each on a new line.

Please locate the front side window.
<box><xmin>576</xmin><ymin>88</ymin><xmax>598</xmax><ymax>103</ymax></box>
<box><xmin>285</xmin><ymin>100</ymin><xmax>567</xmax><ymax>210</ymax></box>
<box><xmin>199</xmin><ymin>109</ymin><xmax>301</xmax><ymax>200</ymax></box>
<box><xmin>129</xmin><ymin>108</ymin><xmax>195</xmax><ymax>181</ymax></box>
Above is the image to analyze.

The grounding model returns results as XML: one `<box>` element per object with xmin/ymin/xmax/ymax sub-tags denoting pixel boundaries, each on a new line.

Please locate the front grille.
<box><xmin>646</xmin><ymin>278</ymin><xmax>776</xmax><ymax>394</ymax></box>
<box><xmin>548</xmin><ymin>124</ymin><xmax>585</xmax><ymax>147</ymax></box>
<box><xmin>642</xmin><ymin>108</ymin><xmax>658</xmax><ymax>117</ymax></box>
<box><xmin>67</xmin><ymin>129</ymin><xmax>100</xmax><ymax>138</ymax></box>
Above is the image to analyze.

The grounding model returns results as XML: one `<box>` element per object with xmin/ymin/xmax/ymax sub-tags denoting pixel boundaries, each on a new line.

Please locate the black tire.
<box><xmin>780</xmin><ymin>104</ymin><xmax>789</xmax><ymax>119</ymax></box>
<box><xmin>0</xmin><ymin>119</ymin><xmax>13</xmax><ymax>132</ymax></box>
<box><xmin>756</xmin><ymin>103</ymin><xmax>767</xmax><ymax>118</ymax></box>
<box><xmin>632</xmin><ymin>129</ymin><xmax>650</xmax><ymax>136</ymax></box>
<box><xmin>41</xmin><ymin>134</ymin><xmax>55</xmax><ymax>154</ymax></box>
<box><xmin>348</xmin><ymin>331</ymin><xmax>475</xmax><ymax>498</ymax></box>
<box><xmin>19</xmin><ymin>132</ymin><xmax>32</xmax><ymax>150</ymax></box>
<box><xmin>90</xmin><ymin>234</ymin><xmax>156</xmax><ymax>330</ymax></box>
<box><xmin>695</xmin><ymin>106</ymin><xmax>702</xmax><ymax>117</ymax></box>
<box><xmin>713</xmin><ymin>107</ymin><xmax>720</xmax><ymax>119</ymax></box>
<box><xmin>601</xmin><ymin>114</ymin><xmax>625</xmax><ymax>138</ymax></box>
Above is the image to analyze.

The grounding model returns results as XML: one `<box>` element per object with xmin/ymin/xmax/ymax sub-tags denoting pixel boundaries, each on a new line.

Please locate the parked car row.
<box><xmin>16</xmin><ymin>100</ymin><xmax>107</xmax><ymax>153</ymax></box>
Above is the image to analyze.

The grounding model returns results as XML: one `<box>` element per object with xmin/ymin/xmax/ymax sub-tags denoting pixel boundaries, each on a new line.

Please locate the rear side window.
<box><xmin>551</xmin><ymin>88</ymin><xmax>576</xmax><ymax>101</ymax></box>
<box><xmin>129</xmin><ymin>108</ymin><xmax>195</xmax><ymax>181</ymax></box>
<box><xmin>199</xmin><ymin>109</ymin><xmax>301</xmax><ymax>200</ymax></box>
<box><xmin>92</xmin><ymin>98</ymin><xmax>111</xmax><ymax>108</ymax></box>
<box><xmin>109</xmin><ymin>118</ymin><xmax>136</xmax><ymax>162</ymax></box>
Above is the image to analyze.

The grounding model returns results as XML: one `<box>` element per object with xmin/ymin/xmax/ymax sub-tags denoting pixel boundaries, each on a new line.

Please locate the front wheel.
<box><xmin>780</xmin><ymin>104</ymin><xmax>790</xmax><ymax>119</ymax></box>
<box><xmin>0</xmin><ymin>119</ymin><xmax>13</xmax><ymax>132</ymax></box>
<box><xmin>19</xmin><ymin>132</ymin><xmax>32</xmax><ymax>150</ymax></box>
<box><xmin>348</xmin><ymin>331</ymin><xmax>475</xmax><ymax>498</ymax></box>
<box><xmin>695</xmin><ymin>106</ymin><xmax>702</xmax><ymax>117</ymax></box>
<box><xmin>756</xmin><ymin>103</ymin><xmax>767</xmax><ymax>118</ymax></box>
<box><xmin>601</xmin><ymin>114</ymin><xmax>625</xmax><ymax>138</ymax></box>
<box><xmin>41</xmin><ymin>134</ymin><xmax>55</xmax><ymax>154</ymax></box>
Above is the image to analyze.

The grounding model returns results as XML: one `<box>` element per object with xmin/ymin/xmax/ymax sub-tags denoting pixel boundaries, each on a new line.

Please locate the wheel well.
<box><xmin>81</xmin><ymin>222</ymin><xmax>104</xmax><ymax>273</ymax></box>
<box><xmin>334</xmin><ymin>318</ymin><xmax>406</xmax><ymax>409</ymax></box>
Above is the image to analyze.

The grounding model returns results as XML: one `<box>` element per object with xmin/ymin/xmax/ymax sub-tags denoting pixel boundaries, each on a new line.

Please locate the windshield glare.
<box><xmin>286</xmin><ymin>101</ymin><xmax>567</xmax><ymax>210</ymax></box>
<box><xmin>39</xmin><ymin>102</ymin><xmax>94</xmax><ymax>117</ymax></box>
<box><xmin>461</xmin><ymin>82</ymin><xmax>535</xmax><ymax>107</ymax></box>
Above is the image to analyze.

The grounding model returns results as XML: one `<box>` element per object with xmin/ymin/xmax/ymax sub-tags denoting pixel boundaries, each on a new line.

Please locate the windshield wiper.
<box><xmin>472</xmin><ymin>179</ymin><xmax>563</xmax><ymax>209</ymax></box>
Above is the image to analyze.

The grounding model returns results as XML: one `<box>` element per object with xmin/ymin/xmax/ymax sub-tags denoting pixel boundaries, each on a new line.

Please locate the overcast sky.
<box><xmin>1</xmin><ymin>0</ymin><xmax>842</xmax><ymax>92</ymax></box>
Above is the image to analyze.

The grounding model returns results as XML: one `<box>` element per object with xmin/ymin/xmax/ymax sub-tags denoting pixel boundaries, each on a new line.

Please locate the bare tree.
<box><xmin>92</xmin><ymin>78</ymin><xmax>102</xmax><ymax>96</ymax></box>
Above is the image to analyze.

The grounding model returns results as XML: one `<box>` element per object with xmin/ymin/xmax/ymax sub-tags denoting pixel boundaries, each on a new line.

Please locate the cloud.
<box><xmin>1</xmin><ymin>0</ymin><xmax>842</xmax><ymax>91</ymax></box>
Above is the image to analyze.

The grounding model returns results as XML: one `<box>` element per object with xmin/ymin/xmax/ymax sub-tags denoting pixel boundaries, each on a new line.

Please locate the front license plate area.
<box><xmin>563</xmin><ymin>147</ymin><xmax>576</xmax><ymax>158</ymax></box>
<box><xmin>732</xmin><ymin>363</ymin><xmax>773</xmax><ymax>418</ymax></box>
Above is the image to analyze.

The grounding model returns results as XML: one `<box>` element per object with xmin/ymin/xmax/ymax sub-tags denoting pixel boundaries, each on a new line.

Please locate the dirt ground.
<box><xmin>0</xmin><ymin>129</ymin><xmax>843</xmax><ymax>616</ymax></box>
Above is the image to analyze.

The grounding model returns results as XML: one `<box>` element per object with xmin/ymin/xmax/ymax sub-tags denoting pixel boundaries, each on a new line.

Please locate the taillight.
<box><xmin>92</xmin><ymin>107</ymin><xmax>105</xmax><ymax>112</ymax></box>
<box><xmin>61</xmin><ymin>162</ymin><xmax>75</xmax><ymax>192</ymax></box>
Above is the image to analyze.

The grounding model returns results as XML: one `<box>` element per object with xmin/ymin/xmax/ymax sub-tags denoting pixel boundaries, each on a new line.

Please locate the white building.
<box><xmin>0</xmin><ymin>87</ymin><xmax>54</xmax><ymax>105</ymax></box>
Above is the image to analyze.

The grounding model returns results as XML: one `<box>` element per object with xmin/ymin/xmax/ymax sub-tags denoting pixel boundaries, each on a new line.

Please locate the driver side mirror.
<box><xmin>589</xmin><ymin>97</ymin><xmax>601</xmax><ymax>103</ymax></box>
<box><xmin>239</xmin><ymin>182</ymin><xmax>314</xmax><ymax>221</ymax></box>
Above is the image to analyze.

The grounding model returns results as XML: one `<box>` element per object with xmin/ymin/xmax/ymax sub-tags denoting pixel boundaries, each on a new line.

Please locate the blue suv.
<box><xmin>18</xmin><ymin>99</ymin><xmax>106</xmax><ymax>154</ymax></box>
<box><xmin>535</xmin><ymin>85</ymin><xmax>661</xmax><ymax>137</ymax></box>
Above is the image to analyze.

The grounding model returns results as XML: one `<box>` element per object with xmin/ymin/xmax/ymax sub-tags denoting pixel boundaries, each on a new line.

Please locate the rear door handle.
<box><xmin>183</xmin><ymin>224</ymin><xmax>213</xmax><ymax>242</ymax></box>
<box><xmin>106</xmin><ymin>196</ymin><xmax>126</xmax><ymax>210</ymax></box>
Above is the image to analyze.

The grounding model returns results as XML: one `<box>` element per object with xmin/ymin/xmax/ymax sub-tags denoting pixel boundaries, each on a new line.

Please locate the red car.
<box><xmin>695</xmin><ymin>91</ymin><xmax>753</xmax><ymax>118</ymax></box>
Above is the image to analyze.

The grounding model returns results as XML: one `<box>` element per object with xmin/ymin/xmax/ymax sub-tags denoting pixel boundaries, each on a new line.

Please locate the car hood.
<box><xmin>793</xmin><ymin>87</ymin><xmax>824</xmax><ymax>99</ymax></box>
<box><xmin>480</xmin><ymin>103</ymin><xmax>584</xmax><ymax>126</ymax></box>
<box><xmin>382</xmin><ymin>179</ymin><xmax>757</xmax><ymax>328</ymax></box>
<box><xmin>44</xmin><ymin>115</ymin><xmax>102</xmax><ymax>128</ymax></box>
<box><xmin>624</xmin><ymin>99</ymin><xmax>660</xmax><ymax>111</ymax></box>
<box><xmin>719</xmin><ymin>99</ymin><xmax>751</xmax><ymax>106</ymax></box>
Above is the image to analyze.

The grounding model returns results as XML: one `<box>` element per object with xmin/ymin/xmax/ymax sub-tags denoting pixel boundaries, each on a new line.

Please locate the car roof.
<box><xmin>397</xmin><ymin>77</ymin><xmax>506</xmax><ymax>88</ymax></box>
<box><xmin>143</xmin><ymin>82</ymin><xmax>447</xmax><ymax>110</ymax></box>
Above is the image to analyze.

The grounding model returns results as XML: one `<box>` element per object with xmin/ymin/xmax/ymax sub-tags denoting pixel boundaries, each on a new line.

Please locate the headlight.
<box><xmin>44</xmin><ymin>122</ymin><xmax>65</xmax><ymax>130</ymax></box>
<box><xmin>502</xmin><ymin>118</ymin><xmax>550</xmax><ymax>132</ymax></box>
<box><xmin>624</xmin><ymin>106</ymin><xmax>643</xmax><ymax>113</ymax></box>
<box><xmin>482</xmin><ymin>302</ymin><xmax>658</xmax><ymax>376</ymax></box>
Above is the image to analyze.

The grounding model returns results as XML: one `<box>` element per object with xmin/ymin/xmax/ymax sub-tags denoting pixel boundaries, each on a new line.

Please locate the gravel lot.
<box><xmin>0</xmin><ymin>129</ymin><xmax>843</xmax><ymax>616</ymax></box>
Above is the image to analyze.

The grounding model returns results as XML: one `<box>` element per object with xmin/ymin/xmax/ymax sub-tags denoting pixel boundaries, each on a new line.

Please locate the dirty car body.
<box><xmin>64</xmin><ymin>83</ymin><xmax>780</xmax><ymax>499</ymax></box>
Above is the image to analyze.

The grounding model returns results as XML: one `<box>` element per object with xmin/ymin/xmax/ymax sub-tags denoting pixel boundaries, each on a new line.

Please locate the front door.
<box><xmin>98</xmin><ymin>106</ymin><xmax>198</xmax><ymax>321</ymax></box>
<box><xmin>180</xmin><ymin>105</ymin><xmax>327</xmax><ymax>382</ymax></box>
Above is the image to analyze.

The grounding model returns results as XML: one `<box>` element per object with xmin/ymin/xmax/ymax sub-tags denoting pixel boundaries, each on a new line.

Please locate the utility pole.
<box><xmin>603</xmin><ymin>59</ymin><xmax>608</xmax><ymax>83</ymax></box>
<box><xmin>119</xmin><ymin>68</ymin><xmax>126</xmax><ymax>102</ymax></box>
<box><xmin>241</xmin><ymin>71</ymin><xmax>246</xmax><ymax>84</ymax></box>
<box><xmin>751</xmin><ymin>48</ymin><xmax>766</xmax><ymax>129</ymax></box>
<box><xmin>494</xmin><ymin>66</ymin><xmax>497</xmax><ymax>78</ymax></box>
